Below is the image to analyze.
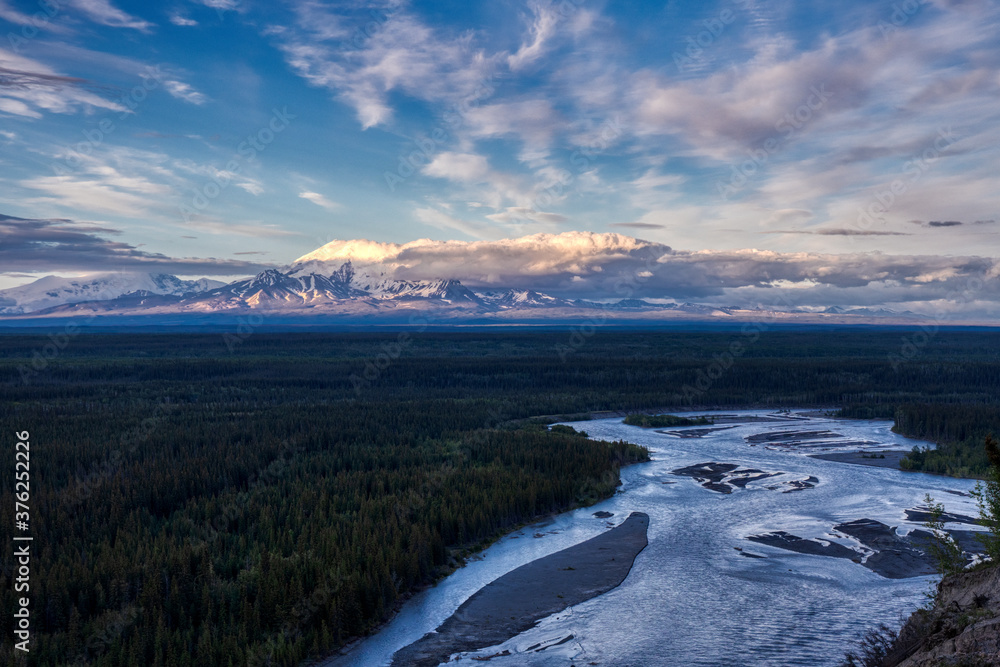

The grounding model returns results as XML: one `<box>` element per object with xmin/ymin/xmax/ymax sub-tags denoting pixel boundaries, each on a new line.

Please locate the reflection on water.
<box><xmin>334</xmin><ymin>411</ymin><xmax>981</xmax><ymax>666</ymax></box>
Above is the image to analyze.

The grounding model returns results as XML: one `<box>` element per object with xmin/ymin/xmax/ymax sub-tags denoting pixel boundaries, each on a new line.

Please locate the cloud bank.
<box><xmin>0</xmin><ymin>214</ymin><xmax>274</xmax><ymax>275</ymax></box>
<box><xmin>297</xmin><ymin>231</ymin><xmax>999</xmax><ymax>314</ymax></box>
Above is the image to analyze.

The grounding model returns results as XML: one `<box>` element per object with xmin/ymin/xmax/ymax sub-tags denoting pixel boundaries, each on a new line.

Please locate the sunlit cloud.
<box><xmin>298</xmin><ymin>190</ymin><xmax>340</xmax><ymax>210</ymax></box>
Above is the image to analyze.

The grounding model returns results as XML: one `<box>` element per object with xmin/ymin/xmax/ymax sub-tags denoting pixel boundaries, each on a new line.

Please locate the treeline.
<box><xmin>623</xmin><ymin>414</ymin><xmax>712</xmax><ymax>427</ymax></box>
<box><xmin>0</xmin><ymin>330</ymin><xmax>998</xmax><ymax>666</ymax></box>
<box><xmin>839</xmin><ymin>403</ymin><xmax>1000</xmax><ymax>477</ymax></box>
<box><xmin>893</xmin><ymin>404</ymin><xmax>1000</xmax><ymax>477</ymax></box>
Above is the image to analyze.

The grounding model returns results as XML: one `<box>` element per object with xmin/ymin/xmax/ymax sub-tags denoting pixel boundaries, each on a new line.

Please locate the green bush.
<box><xmin>971</xmin><ymin>435</ymin><xmax>1000</xmax><ymax>561</ymax></box>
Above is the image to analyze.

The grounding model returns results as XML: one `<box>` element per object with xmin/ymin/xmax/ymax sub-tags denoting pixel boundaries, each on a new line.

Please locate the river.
<box><xmin>332</xmin><ymin>410</ymin><xmax>984</xmax><ymax>666</ymax></box>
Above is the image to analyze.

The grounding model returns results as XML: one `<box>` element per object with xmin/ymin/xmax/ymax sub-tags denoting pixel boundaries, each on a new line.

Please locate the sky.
<box><xmin>0</xmin><ymin>0</ymin><xmax>998</xmax><ymax>313</ymax></box>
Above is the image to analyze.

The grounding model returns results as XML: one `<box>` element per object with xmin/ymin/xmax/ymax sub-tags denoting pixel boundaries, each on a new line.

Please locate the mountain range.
<box><xmin>0</xmin><ymin>240</ymin><xmax>933</xmax><ymax>325</ymax></box>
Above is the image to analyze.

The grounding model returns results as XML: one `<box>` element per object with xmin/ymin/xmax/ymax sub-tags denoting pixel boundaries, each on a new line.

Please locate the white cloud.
<box><xmin>508</xmin><ymin>2</ymin><xmax>560</xmax><ymax>71</ymax></box>
<box><xmin>0</xmin><ymin>0</ymin><xmax>34</xmax><ymax>24</ymax></box>
<box><xmin>421</xmin><ymin>152</ymin><xmax>541</xmax><ymax>212</ymax></box>
<box><xmin>485</xmin><ymin>207</ymin><xmax>567</xmax><ymax>225</ymax></box>
<box><xmin>299</xmin><ymin>191</ymin><xmax>341</xmax><ymax>210</ymax></box>
<box><xmin>19</xmin><ymin>148</ymin><xmax>178</xmax><ymax>218</ymax></box>
<box><xmin>0</xmin><ymin>97</ymin><xmax>41</xmax><ymax>118</ymax></box>
<box><xmin>464</xmin><ymin>99</ymin><xmax>561</xmax><ymax>160</ymax></box>
<box><xmin>163</xmin><ymin>79</ymin><xmax>207</xmax><ymax>105</ymax></box>
<box><xmin>414</xmin><ymin>206</ymin><xmax>499</xmax><ymax>239</ymax></box>
<box><xmin>181</xmin><ymin>218</ymin><xmax>299</xmax><ymax>237</ymax></box>
<box><xmin>424</xmin><ymin>152</ymin><xmax>491</xmax><ymax>183</ymax></box>
<box><xmin>0</xmin><ymin>49</ymin><xmax>129</xmax><ymax>117</ymax></box>
<box><xmin>21</xmin><ymin>174</ymin><xmax>168</xmax><ymax>217</ymax></box>
<box><xmin>236</xmin><ymin>181</ymin><xmax>264</xmax><ymax>196</ymax></box>
<box><xmin>273</xmin><ymin>5</ymin><xmax>500</xmax><ymax>129</ymax></box>
<box><xmin>169</xmin><ymin>14</ymin><xmax>198</xmax><ymax>27</ymax></box>
<box><xmin>69</xmin><ymin>0</ymin><xmax>152</xmax><ymax>30</ymax></box>
<box><xmin>195</xmin><ymin>0</ymin><xmax>239</xmax><ymax>9</ymax></box>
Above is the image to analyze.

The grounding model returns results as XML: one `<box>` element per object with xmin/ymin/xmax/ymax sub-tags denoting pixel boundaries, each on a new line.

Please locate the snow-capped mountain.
<box><xmin>0</xmin><ymin>236</ymin><xmax>935</xmax><ymax>324</ymax></box>
<box><xmin>0</xmin><ymin>273</ymin><xmax>224</xmax><ymax>315</ymax></box>
<box><xmin>477</xmin><ymin>289</ymin><xmax>573</xmax><ymax>308</ymax></box>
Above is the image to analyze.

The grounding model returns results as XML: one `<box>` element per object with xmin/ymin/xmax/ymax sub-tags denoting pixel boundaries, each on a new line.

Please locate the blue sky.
<box><xmin>1</xmin><ymin>0</ymin><xmax>998</xmax><ymax>311</ymax></box>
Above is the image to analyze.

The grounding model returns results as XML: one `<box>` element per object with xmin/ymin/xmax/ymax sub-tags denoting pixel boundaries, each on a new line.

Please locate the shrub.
<box><xmin>921</xmin><ymin>494</ymin><xmax>968</xmax><ymax>576</ymax></box>
<box><xmin>970</xmin><ymin>435</ymin><xmax>1000</xmax><ymax>561</ymax></box>
<box><xmin>839</xmin><ymin>623</ymin><xmax>897</xmax><ymax>667</ymax></box>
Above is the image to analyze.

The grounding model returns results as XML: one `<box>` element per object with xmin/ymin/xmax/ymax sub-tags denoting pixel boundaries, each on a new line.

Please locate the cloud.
<box><xmin>298</xmin><ymin>191</ymin><xmax>341</xmax><ymax>210</ymax></box>
<box><xmin>0</xmin><ymin>1</ymin><xmax>30</xmax><ymax>23</ymax></box>
<box><xmin>414</xmin><ymin>206</ymin><xmax>499</xmax><ymax>239</ymax></box>
<box><xmin>180</xmin><ymin>219</ymin><xmax>299</xmax><ymax>238</ymax></box>
<box><xmin>163</xmin><ymin>79</ymin><xmax>207</xmax><ymax>105</ymax></box>
<box><xmin>273</xmin><ymin>5</ymin><xmax>499</xmax><ymax>129</ymax></box>
<box><xmin>609</xmin><ymin>222</ymin><xmax>665</xmax><ymax>230</ymax></box>
<box><xmin>485</xmin><ymin>207</ymin><xmax>567</xmax><ymax>225</ymax></box>
<box><xmin>421</xmin><ymin>152</ymin><xmax>537</xmax><ymax>210</ymax></box>
<box><xmin>910</xmin><ymin>219</ymin><xmax>996</xmax><ymax>227</ymax></box>
<box><xmin>296</xmin><ymin>231</ymin><xmax>1000</xmax><ymax>311</ymax></box>
<box><xmin>424</xmin><ymin>152</ymin><xmax>492</xmax><ymax>182</ymax></box>
<box><xmin>0</xmin><ymin>51</ymin><xmax>128</xmax><ymax>117</ymax></box>
<box><xmin>171</xmin><ymin>157</ymin><xmax>265</xmax><ymax>200</ymax></box>
<box><xmin>764</xmin><ymin>229</ymin><xmax>911</xmax><ymax>236</ymax></box>
<box><xmin>20</xmin><ymin>147</ymin><xmax>178</xmax><ymax>217</ymax></box>
<box><xmin>508</xmin><ymin>2</ymin><xmax>560</xmax><ymax>71</ymax></box>
<box><xmin>0</xmin><ymin>214</ymin><xmax>274</xmax><ymax>274</ymax></box>
<box><xmin>69</xmin><ymin>0</ymin><xmax>152</xmax><ymax>30</ymax></box>
<box><xmin>462</xmin><ymin>99</ymin><xmax>562</xmax><ymax>163</ymax></box>
<box><xmin>195</xmin><ymin>0</ymin><xmax>238</xmax><ymax>9</ymax></box>
<box><xmin>169</xmin><ymin>14</ymin><xmax>198</xmax><ymax>26</ymax></box>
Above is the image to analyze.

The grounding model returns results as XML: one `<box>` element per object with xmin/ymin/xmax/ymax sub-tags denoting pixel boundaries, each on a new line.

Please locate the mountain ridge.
<box><xmin>0</xmin><ymin>262</ymin><xmax>938</xmax><ymax>325</ymax></box>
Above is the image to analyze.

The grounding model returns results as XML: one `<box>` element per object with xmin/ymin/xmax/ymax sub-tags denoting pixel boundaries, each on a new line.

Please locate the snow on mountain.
<box><xmin>476</xmin><ymin>289</ymin><xmax>573</xmax><ymax>308</ymax></box>
<box><xmin>0</xmin><ymin>273</ymin><xmax>225</xmax><ymax>314</ymax></box>
<box><xmin>203</xmin><ymin>267</ymin><xmax>372</xmax><ymax>306</ymax></box>
<box><xmin>287</xmin><ymin>260</ymin><xmax>482</xmax><ymax>303</ymax></box>
<box><xmin>0</xmin><ymin>235</ymin><xmax>939</xmax><ymax>324</ymax></box>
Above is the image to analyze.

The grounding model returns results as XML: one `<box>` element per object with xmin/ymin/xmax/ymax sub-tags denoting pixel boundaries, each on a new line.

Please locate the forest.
<box><xmin>0</xmin><ymin>329</ymin><xmax>998</xmax><ymax>666</ymax></box>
